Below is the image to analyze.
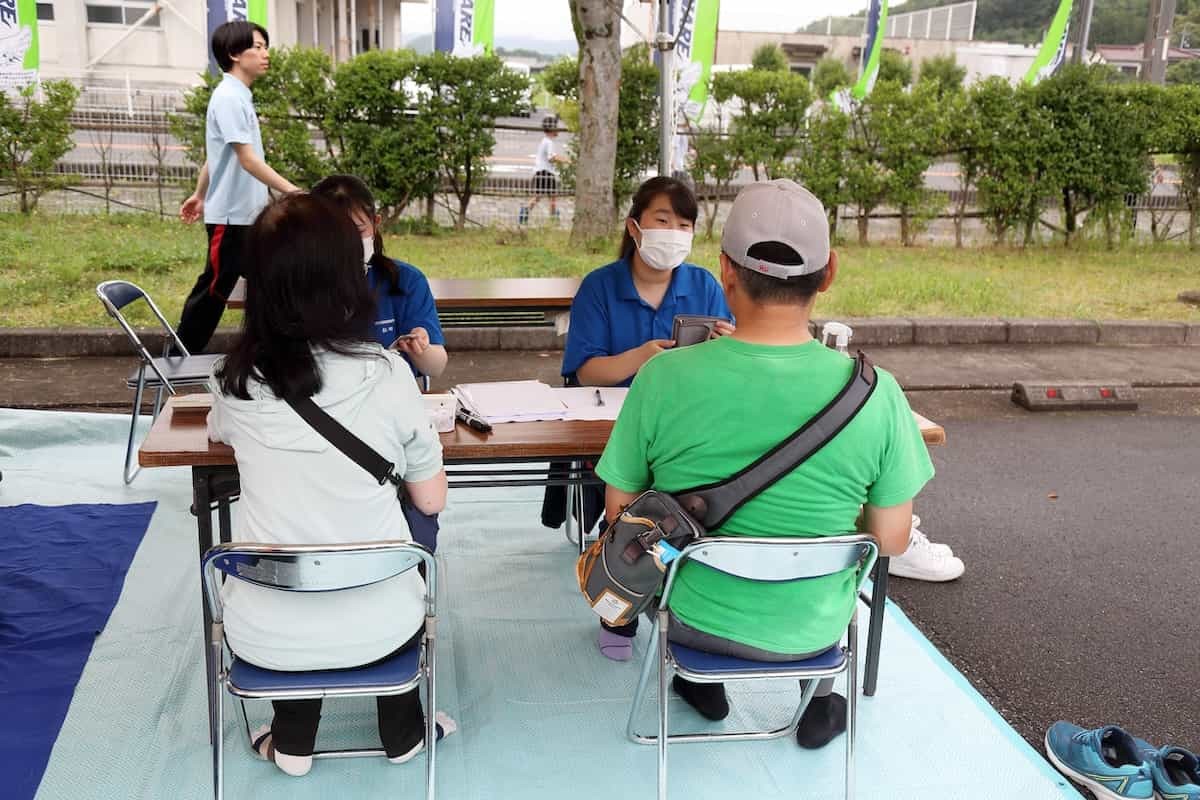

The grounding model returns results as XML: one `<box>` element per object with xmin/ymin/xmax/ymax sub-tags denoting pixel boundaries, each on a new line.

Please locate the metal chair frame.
<box><xmin>625</xmin><ymin>534</ymin><xmax>879</xmax><ymax>800</ymax></box>
<box><xmin>202</xmin><ymin>540</ymin><xmax>439</xmax><ymax>800</ymax></box>
<box><xmin>95</xmin><ymin>280</ymin><xmax>210</xmax><ymax>484</ymax></box>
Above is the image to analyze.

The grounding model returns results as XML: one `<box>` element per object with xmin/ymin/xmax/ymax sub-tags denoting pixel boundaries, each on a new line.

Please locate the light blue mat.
<box><xmin>0</xmin><ymin>409</ymin><xmax>1079</xmax><ymax>800</ymax></box>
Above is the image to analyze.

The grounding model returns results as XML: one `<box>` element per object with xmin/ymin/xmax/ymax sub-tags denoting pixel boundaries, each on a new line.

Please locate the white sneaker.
<box><xmin>909</xmin><ymin>515</ymin><xmax>954</xmax><ymax>557</ymax></box>
<box><xmin>887</xmin><ymin>528</ymin><xmax>965</xmax><ymax>582</ymax></box>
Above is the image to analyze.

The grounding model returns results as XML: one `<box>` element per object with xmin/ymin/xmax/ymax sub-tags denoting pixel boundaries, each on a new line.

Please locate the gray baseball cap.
<box><xmin>721</xmin><ymin>179</ymin><xmax>830</xmax><ymax>279</ymax></box>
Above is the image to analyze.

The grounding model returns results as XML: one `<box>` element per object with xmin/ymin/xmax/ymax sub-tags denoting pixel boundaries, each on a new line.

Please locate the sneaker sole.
<box><xmin>1044</xmin><ymin>732</ymin><xmax>1149</xmax><ymax>800</ymax></box>
<box><xmin>886</xmin><ymin>561</ymin><xmax>964</xmax><ymax>582</ymax></box>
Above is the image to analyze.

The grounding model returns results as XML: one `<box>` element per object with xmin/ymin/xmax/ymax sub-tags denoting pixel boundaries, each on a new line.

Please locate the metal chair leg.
<box><xmin>211</xmin><ymin>641</ymin><xmax>224</xmax><ymax>800</ymax></box>
<box><xmin>424</xmin><ymin>631</ymin><xmax>437</xmax><ymax>800</ymax></box>
<box><xmin>657</xmin><ymin>611</ymin><xmax>670</xmax><ymax>800</ymax></box>
<box><xmin>626</xmin><ymin>616</ymin><xmax>661</xmax><ymax>742</ymax></box>
<box><xmin>563</xmin><ymin>461</ymin><xmax>579</xmax><ymax>547</ymax></box>
<box><xmin>863</xmin><ymin>557</ymin><xmax>888</xmax><ymax>696</ymax></box>
<box><xmin>122</xmin><ymin>368</ymin><xmax>146</xmax><ymax>485</ymax></box>
<box><xmin>846</xmin><ymin>611</ymin><xmax>858</xmax><ymax>800</ymax></box>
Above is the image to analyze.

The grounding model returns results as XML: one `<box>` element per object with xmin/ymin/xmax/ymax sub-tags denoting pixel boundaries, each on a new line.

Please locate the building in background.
<box><xmin>34</xmin><ymin>0</ymin><xmax>429</xmax><ymax>90</ymax></box>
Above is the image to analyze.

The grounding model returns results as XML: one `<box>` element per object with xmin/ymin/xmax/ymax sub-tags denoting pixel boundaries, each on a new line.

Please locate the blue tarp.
<box><xmin>0</xmin><ymin>502</ymin><xmax>155</xmax><ymax>800</ymax></box>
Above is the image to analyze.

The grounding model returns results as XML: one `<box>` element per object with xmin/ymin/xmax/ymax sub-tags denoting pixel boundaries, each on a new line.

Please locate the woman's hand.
<box><xmin>711</xmin><ymin>320</ymin><xmax>736</xmax><ymax>338</ymax></box>
<box><xmin>393</xmin><ymin>326</ymin><xmax>430</xmax><ymax>357</ymax></box>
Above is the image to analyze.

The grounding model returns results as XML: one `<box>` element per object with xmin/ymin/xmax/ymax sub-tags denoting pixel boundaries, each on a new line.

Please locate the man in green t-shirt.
<box><xmin>594</xmin><ymin>179</ymin><xmax>936</xmax><ymax>750</ymax></box>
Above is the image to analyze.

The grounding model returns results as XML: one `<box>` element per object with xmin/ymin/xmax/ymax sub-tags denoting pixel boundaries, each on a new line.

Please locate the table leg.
<box><xmin>192</xmin><ymin>467</ymin><xmax>217</xmax><ymax>745</ymax></box>
<box><xmin>563</xmin><ymin>460</ymin><xmax>579</xmax><ymax>547</ymax></box>
<box><xmin>863</xmin><ymin>556</ymin><xmax>889</xmax><ymax>697</ymax></box>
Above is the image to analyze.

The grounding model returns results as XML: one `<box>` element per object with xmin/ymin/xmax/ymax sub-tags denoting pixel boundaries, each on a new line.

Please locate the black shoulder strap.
<box><xmin>676</xmin><ymin>352</ymin><xmax>877</xmax><ymax>530</ymax></box>
<box><xmin>285</xmin><ymin>396</ymin><xmax>401</xmax><ymax>489</ymax></box>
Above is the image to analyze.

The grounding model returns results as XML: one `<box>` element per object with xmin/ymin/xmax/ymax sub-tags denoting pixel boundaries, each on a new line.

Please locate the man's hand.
<box><xmin>393</xmin><ymin>326</ymin><xmax>431</xmax><ymax>357</ymax></box>
<box><xmin>180</xmin><ymin>194</ymin><xmax>203</xmax><ymax>224</ymax></box>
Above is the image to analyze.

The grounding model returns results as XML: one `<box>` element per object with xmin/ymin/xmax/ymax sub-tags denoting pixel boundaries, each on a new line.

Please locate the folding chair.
<box><xmin>626</xmin><ymin>534</ymin><xmax>879</xmax><ymax>800</ymax></box>
<box><xmin>95</xmin><ymin>280</ymin><xmax>222</xmax><ymax>484</ymax></box>
<box><xmin>202</xmin><ymin>540</ymin><xmax>439</xmax><ymax>800</ymax></box>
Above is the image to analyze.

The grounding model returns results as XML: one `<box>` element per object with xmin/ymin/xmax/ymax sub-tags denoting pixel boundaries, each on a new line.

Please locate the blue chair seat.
<box><xmin>228</xmin><ymin>644</ymin><xmax>421</xmax><ymax>695</ymax></box>
<box><xmin>670</xmin><ymin>642</ymin><xmax>845</xmax><ymax>676</ymax></box>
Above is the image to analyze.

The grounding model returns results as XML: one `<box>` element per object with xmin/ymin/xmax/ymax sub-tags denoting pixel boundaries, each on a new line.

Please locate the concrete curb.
<box><xmin>1</xmin><ymin>319</ymin><xmax>1197</xmax><ymax>358</ymax></box>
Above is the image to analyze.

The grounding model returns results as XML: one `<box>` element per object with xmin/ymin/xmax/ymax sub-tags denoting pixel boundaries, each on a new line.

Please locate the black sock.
<box><xmin>796</xmin><ymin>692</ymin><xmax>847</xmax><ymax>750</ymax></box>
<box><xmin>672</xmin><ymin>676</ymin><xmax>730</xmax><ymax>721</ymax></box>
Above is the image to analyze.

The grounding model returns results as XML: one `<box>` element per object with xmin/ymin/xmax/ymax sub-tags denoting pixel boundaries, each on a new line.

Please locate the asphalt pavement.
<box><xmin>3</xmin><ymin>343</ymin><xmax>1199</xmax><ymax>764</ymax></box>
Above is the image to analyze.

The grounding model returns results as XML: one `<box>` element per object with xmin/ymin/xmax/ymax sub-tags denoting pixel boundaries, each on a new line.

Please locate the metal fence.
<box><xmin>803</xmin><ymin>1</ymin><xmax>977</xmax><ymax>41</ymax></box>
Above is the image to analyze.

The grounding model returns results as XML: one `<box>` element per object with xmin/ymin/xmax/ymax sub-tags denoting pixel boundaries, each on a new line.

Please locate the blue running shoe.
<box><xmin>1146</xmin><ymin>746</ymin><xmax>1200</xmax><ymax>800</ymax></box>
<box><xmin>1045</xmin><ymin>722</ymin><xmax>1154</xmax><ymax>799</ymax></box>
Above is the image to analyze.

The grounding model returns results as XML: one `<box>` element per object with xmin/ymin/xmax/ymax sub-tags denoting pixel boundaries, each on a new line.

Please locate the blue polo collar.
<box><xmin>614</xmin><ymin>257</ymin><xmax>695</xmax><ymax>306</ymax></box>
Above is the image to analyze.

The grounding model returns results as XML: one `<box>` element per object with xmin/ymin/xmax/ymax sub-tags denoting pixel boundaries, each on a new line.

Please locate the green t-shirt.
<box><xmin>595</xmin><ymin>337</ymin><xmax>935</xmax><ymax>655</ymax></box>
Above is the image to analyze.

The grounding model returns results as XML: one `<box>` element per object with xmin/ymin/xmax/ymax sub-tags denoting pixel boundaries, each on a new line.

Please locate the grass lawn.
<box><xmin>1</xmin><ymin>212</ymin><xmax>1197</xmax><ymax>328</ymax></box>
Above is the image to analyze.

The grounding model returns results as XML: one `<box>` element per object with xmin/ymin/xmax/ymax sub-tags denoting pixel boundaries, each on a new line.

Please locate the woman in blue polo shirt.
<box><xmin>312</xmin><ymin>175</ymin><xmax>448</xmax><ymax>379</ymax></box>
<box><xmin>555</xmin><ymin>176</ymin><xmax>732</xmax><ymax>662</ymax></box>
<box><xmin>562</xmin><ymin>176</ymin><xmax>732</xmax><ymax>387</ymax></box>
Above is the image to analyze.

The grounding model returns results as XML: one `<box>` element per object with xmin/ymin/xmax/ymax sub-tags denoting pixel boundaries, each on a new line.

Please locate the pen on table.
<box><xmin>594</xmin><ymin>389</ymin><xmax>604</xmax><ymax>407</ymax></box>
<box><xmin>455</xmin><ymin>407</ymin><xmax>493</xmax><ymax>433</ymax></box>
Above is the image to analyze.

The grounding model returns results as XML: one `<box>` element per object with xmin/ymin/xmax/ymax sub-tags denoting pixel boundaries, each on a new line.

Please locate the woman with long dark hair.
<box><xmin>207</xmin><ymin>192</ymin><xmax>454</xmax><ymax>777</ymax></box>
<box><xmin>312</xmin><ymin>175</ymin><xmax>448</xmax><ymax>379</ymax></box>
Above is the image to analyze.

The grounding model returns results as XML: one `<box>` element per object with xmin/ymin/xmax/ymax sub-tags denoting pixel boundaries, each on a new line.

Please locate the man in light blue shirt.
<box><xmin>176</xmin><ymin>20</ymin><xmax>300</xmax><ymax>353</ymax></box>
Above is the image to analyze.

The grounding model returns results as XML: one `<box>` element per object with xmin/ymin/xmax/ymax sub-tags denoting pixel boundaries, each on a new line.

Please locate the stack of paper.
<box><xmin>553</xmin><ymin>387</ymin><xmax>628</xmax><ymax>422</ymax></box>
<box><xmin>451</xmin><ymin>381</ymin><xmax>567</xmax><ymax>424</ymax></box>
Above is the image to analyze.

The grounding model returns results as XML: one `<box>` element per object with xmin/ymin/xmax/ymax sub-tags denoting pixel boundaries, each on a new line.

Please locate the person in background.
<box><xmin>207</xmin><ymin>193</ymin><xmax>455</xmax><ymax>777</ymax></box>
<box><xmin>312</xmin><ymin>175</ymin><xmax>447</xmax><ymax>380</ymax></box>
<box><xmin>519</xmin><ymin>115</ymin><xmax>566</xmax><ymax>225</ymax></box>
<box><xmin>177</xmin><ymin>20</ymin><xmax>299</xmax><ymax>354</ymax></box>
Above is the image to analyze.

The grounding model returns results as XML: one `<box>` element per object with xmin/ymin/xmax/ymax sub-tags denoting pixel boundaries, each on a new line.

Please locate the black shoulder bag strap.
<box><xmin>285</xmin><ymin>395</ymin><xmax>410</xmax><ymax>504</ymax></box>
<box><xmin>675</xmin><ymin>352</ymin><xmax>877</xmax><ymax>530</ymax></box>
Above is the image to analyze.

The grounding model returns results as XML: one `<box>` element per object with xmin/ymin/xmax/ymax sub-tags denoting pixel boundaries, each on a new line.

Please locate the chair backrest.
<box><xmin>202</xmin><ymin>540</ymin><xmax>436</xmax><ymax>624</ymax></box>
<box><xmin>95</xmin><ymin>279</ymin><xmax>191</xmax><ymax>360</ymax></box>
<box><xmin>661</xmin><ymin>534</ymin><xmax>878</xmax><ymax>608</ymax></box>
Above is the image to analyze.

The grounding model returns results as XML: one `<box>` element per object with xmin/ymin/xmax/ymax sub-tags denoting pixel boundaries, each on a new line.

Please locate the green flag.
<box><xmin>0</xmin><ymin>0</ymin><xmax>39</xmax><ymax>90</ymax></box>
<box><xmin>851</xmin><ymin>0</ymin><xmax>888</xmax><ymax>101</ymax></box>
<box><xmin>1024</xmin><ymin>0</ymin><xmax>1073</xmax><ymax>85</ymax></box>
<box><xmin>673</xmin><ymin>0</ymin><xmax>719</xmax><ymax>125</ymax></box>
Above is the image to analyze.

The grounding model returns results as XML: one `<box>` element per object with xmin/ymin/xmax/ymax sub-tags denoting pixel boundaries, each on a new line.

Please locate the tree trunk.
<box><xmin>900</xmin><ymin>208</ymin><xmax>911</xmax><ymax>247</ymax></box>
<box><xmin>1190</xmin><ymin>207</ymin><xmax>1197</xmax><ymax>251</ymax></box>
<box><xmin>828</xmin><ymin>206</ymin><xmax>839</xmax><ymax>241</ymax></box>
<box><xmin>1062</xmin><ymin>189</ymin><xmax>1075</xmax><ymax>248</ymax></box>
<box><xmin>857</xmin><ymin>208</ymin><xmax>869</xmax><ymax>245</ymax></box>
<box><xmin>704</xmin><ymin>198</ymin><xmax>718</xmax><ymax>239</ymax></box>
<box><xmin>456</xmin><ymin>193</ymin><xmax>469</xmax><ymax>230</ymax></box>
<box><xmin>425</xmin><ymin>195</ymin><xmax>435</xmax><ymax>225</ymax></box>
<box><xmin>568</xmin><ymin>0</ymin><xmax>621</xmax><ymax>246</ymax></box>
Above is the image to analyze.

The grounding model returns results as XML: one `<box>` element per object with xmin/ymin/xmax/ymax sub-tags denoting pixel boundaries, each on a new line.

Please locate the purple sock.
<box><xmin>597</xmin><ymin>627</ymin><xmax>634</xmax><ymax>661</ymax></box>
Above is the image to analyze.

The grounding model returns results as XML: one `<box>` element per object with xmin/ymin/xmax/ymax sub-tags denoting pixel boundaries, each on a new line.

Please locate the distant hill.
<box><xmin>828</xmin><ymin>0</ymin><xmax>1200</xmax><ymax>47</ymax></box>
<box><xmin>400</xmin><ymin>35</ymin><xmax>577</xmax><ymax>59</ymax></box>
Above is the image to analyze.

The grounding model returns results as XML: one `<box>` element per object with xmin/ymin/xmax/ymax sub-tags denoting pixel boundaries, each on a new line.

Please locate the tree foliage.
<box><xmin>877</xmin><ymin>50</ymin><xmax>913</xmax><ymax>88</ymax></box>
<box><xmin>812</xmin><ymin>57</ymin><xmax>853</xmax><ymax>98</ymax></box>
<box><xmin>712</xmin><ymin>68</ymin><xmax>812</xmax><ymax>179</ymax></box>
<box><xmin>750</xmin><ymin>44</ymin><xmax>789</xmax><ymax>73</ymax></box>
<box><xmin>540</xmin><ymin>44</ymin><xmax>658</xmax><ymax>207</ymax></box>
<box><xmin>917</xmin><ymin>55</ymin><xmax>967</xmax><ymax>99</ymax></box>
<box><xmin>0</xmin><ymin>81</ymin><xmax>79</xmax><ymax>214</ymax></box>
<box><xmin>418</xmin><ymin>52</ymin><xmax>528</xmax><ymax>228</ymax></box>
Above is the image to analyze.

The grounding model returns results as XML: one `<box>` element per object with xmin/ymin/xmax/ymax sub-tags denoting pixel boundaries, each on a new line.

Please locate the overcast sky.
<box><xmin>401</xmin><ymin>1</ymin><xmax>874</xmax><ymax>45</ymax></box>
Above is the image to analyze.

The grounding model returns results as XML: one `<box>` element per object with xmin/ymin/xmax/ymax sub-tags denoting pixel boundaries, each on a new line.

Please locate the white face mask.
<box><xmin>362</xmin><ymin>236</ymin><xmax>375</xmax><ymax>269</ymax></box>
<box><xmin>633</xmin><ymin>221</ymin><xmax>693</xmax><ymax>271</ymax></box>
